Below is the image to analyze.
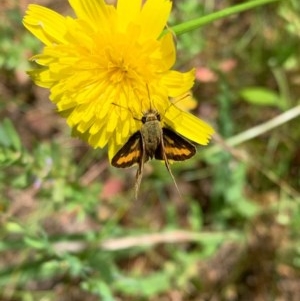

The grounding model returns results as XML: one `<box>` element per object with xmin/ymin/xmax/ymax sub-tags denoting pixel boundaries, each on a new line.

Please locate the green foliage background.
<box><xmin>1</xmin><ymin>0</ymin><xmax>300</xmax><ymax>300</ymax></box>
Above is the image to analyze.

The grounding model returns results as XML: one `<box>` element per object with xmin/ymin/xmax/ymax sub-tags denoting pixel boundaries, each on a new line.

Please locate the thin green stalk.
<box><xmin>171</xmin><ymin>0</ymin><xmax>281</xmax><ymax>35</ymax></box>
<box><xmin>203</xmin><ymin>104</ymin><xmax>300</xmax><ymax>158</ymax></box>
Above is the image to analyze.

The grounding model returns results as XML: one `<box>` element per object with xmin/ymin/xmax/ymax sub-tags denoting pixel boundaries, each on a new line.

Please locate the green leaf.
<box><xmin>24</xmin><ymin>236</ymin><xmax>48</xmax><ymax>250</ymax></box>
<box><xmin>0</xmin><ymin>118</ymin><xmax>23</xmax><ymax>166</ymax></box>
<box><xmin>239</xmin><ymin>87</ymin><xmax>285</xmax><ymax>108</ymax></box>
<box><xmin>5</xmin><ymin>222</ymin><xmax>24</xmax><ymax>234</ymax></box>
<box><xmin>2</xmin><ymin>118</ymin><xmax>21</xmax><ymax>150</ymax></box>
<box><xmin>115</xmin><ymin>272</ymin><xmax>171</xmax><ymax>297</ymax></box>
<box><xmin>82</xmin><ymin>279</ymin><xmax>115</xmax><ymax>301</ymax></box>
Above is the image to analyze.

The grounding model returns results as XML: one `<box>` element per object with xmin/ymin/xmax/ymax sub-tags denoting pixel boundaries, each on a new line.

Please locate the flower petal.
<box><xmin>23</xmin><ymin>4</ymin><xmax>68</xmax><ymax>45</ymax></box>
<box><xmin>117</xmin><ymin>0</ymin><xmax>142</xmax><ymax>30</ymax></box>
<box><xmin>69</xmin><ymin>0</ymin><xmax>116</xmax><ymax>32</ymax></box>
<box><xmin>139</xmin><ymin>0</ymin><xmax>172</xmax><ymax>39</ymax></box>
<box><xmin>161</xmin><ymin>69</ymin><xmax>195</xmax><ymax>97</ymax></box>
<box><xmin>158</xmin><ymin>32</ymin><xmax>176</xmax><ymax>70</ymax></box>
<box><xmin>164</xmin><ymin>105</ymin><xmax>214</xmax><ymax>145</ymax></box>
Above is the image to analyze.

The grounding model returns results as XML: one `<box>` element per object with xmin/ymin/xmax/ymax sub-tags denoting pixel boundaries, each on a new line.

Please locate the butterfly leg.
<box><xmin>161</xmin><ymin>142</ymin><xmax>183</xmax><ymax>200</ymax></box>
<box><xmin>134</xmin><ymin>138</ymin><xmax>147</xmax><ymax>200</ymax></box>
<box><xmin>134</xmin><ymin>157</ymin><xmax>144</xmax><ymax>200</ymax></box>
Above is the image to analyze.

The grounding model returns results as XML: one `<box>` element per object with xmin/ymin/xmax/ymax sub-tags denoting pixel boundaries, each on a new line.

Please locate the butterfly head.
<box><xmin>141</xmin><ymin>109</ymin><xmax>161</xmax><ymax>124</ymax></box>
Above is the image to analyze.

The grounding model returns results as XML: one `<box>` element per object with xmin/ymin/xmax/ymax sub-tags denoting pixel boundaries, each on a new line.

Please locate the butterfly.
<box><xmin>111</xmin><ymin>109</ymin><xmax>196</xmax><ymax>199</ymax></box>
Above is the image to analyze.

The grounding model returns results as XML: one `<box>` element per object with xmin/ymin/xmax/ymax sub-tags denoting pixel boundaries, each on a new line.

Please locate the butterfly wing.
<box><xmin>111</xmin><ymin>132</ymin><xmax>143</xmax><ymax>168</ymax></box>
<box><xmin>155</xmin><ymin>128</ymin><xmax>196</xmax><ymax>161</ymax></box>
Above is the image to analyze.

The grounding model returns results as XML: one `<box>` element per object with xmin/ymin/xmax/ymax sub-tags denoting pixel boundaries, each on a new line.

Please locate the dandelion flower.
<box><xmin>23</xmin><ymin>0</ymin><xmax>213</xmax><ymax>160</ymax></box>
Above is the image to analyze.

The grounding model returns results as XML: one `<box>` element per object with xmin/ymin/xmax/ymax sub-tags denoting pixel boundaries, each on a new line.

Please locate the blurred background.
<box><xmin>1</xmin><ymin>0</ymin><xmax>300</xmax><ymax>300</ymax></box>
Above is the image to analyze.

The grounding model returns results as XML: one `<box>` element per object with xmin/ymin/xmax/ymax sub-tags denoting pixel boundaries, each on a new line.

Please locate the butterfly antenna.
<box><xmin>166</xmin><ymin>92</ymin><xmax>192</xmax><ymax>116</ymax></box>
<box><xmin>145</xmin><ymin>84</ymin><xmax>154</xmax><ymax>111</ymax></box>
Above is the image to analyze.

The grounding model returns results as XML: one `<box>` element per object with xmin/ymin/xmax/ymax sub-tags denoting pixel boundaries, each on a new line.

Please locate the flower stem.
<box><xmin>171</xmin><ymin>0</ymin><xmax>281</xmax><ymax>36</ymax></box>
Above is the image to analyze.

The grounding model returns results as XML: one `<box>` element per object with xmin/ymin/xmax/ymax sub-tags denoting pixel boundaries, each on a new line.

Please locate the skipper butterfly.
<box><xmin>111</xmin><ymin>109</ymin><xmax>196</xmax><ymax>198</ymax></box>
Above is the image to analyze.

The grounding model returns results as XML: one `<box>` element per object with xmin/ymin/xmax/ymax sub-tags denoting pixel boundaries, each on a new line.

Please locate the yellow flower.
<box><xmin>23</xmin><ymin>0</ymin><xmax>213</xmax><ymax>160</ymax></box>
